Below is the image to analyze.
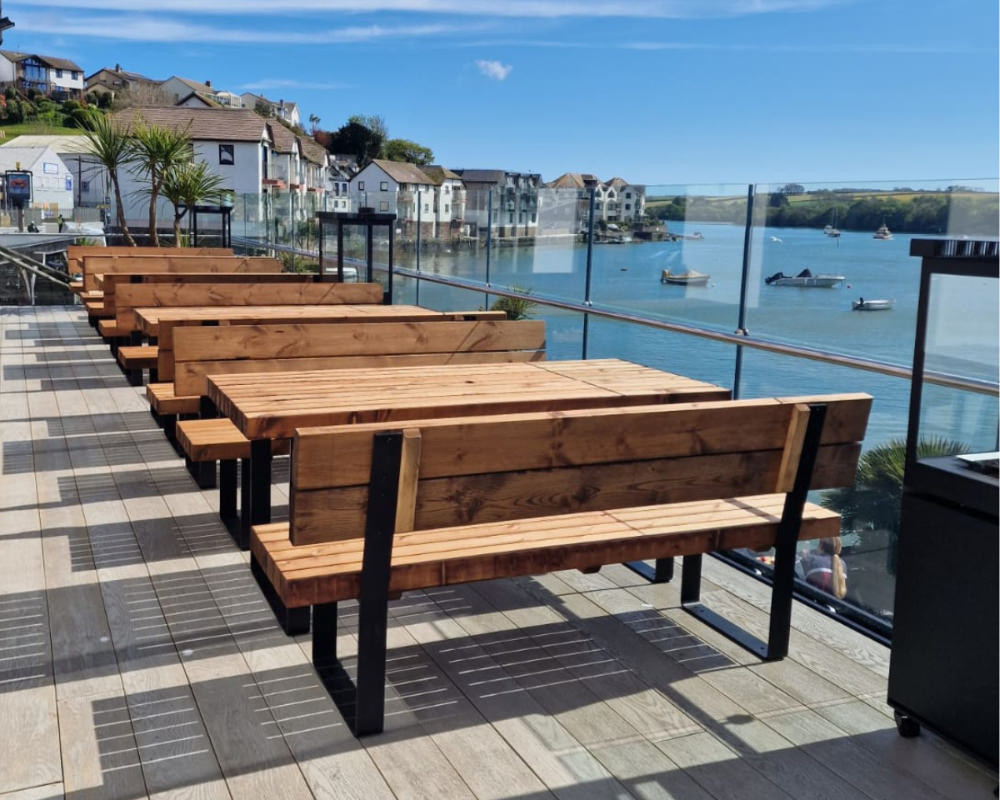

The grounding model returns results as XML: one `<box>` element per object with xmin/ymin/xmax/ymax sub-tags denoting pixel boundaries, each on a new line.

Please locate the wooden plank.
<box><xmin>395</xmin><ymin>429</ymin><xmax>422</xmax><ymax>534</ymax></box>
<box><xmin>102</xmin><ymin>271</ymin><xmax>309</xmax><ymax>316</ymax></box>
<box><xmin>81</xmin><ymin>252</ymin><xmax>263</xmax><ymax>290</ymax></box>
<box><xmin>114</xmin><ymin>281</ymin><xmax>384</xmax><ymax>331</ymax></box>
<box><xmin>174</xmin><ymin>319</ymin><xmax>546</xmax><ymax>361</ymax></box>
<box><xmin>255</xmin><ymin>499</ymin><xmax>840</xmax><ymax>605</ymax></box>
<box><xmin>293</xmin><ymin>396</ymin><xmax>870</xmax><ymax>490</ymax></box>
<box><xmin>775</xmin><ymin>403</ymin><xmax>811</xmax><ymax>492</ymax></box>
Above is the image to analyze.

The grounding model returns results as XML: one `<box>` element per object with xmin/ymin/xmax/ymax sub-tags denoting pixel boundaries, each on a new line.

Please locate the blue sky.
<box><xmin>6</xmin><ymin>0</ymin><xmax>998</xmax><ymax>185</ymax></box>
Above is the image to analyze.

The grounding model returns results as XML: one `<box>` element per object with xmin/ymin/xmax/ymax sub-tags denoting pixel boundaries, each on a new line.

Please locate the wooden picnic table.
<box><xmin>206</xmin><ymin>358</ymin><xmax>731</xmax><ymax>529</ymax></box>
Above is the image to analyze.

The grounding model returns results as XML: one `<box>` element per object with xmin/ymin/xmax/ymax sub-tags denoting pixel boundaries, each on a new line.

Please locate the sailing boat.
<box><xmin>824</xmin><ymin>209</ymin><xmax>842</xmax><ymax>238</ymax></box>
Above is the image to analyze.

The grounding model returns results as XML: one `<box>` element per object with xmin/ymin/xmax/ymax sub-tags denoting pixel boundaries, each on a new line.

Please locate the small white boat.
<box><xmin>873</xmin><ymin>223</ymin><xmax>893</xmax><ymax>240</ymax></box>
<box><xmin>852</xmin><ymin>298</ymin><xmax>894</xmax><ymax>311</ymax></box>
<box><xmin>765</xmin><ymin>269</ymin><xmax>844</xmax><ymax>288</ymax></box>
<box><xmin>661</xmin><ymin>268</ymin><xmax>710</xmax><ymax>286</ymax></box>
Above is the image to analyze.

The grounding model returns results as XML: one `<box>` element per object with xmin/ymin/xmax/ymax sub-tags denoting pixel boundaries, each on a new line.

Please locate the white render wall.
<box><xmin>49</xmin><ymin>68</ymin><xmax>83</xmax><ymax>94</ymax></box>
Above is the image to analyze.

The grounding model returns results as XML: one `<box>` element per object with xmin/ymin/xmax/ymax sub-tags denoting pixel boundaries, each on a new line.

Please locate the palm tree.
<box><xmin>821</xmin><ymin>436</ymin><xmax>965</xmax><ymax>573</ymax></box>
<box><xmin>80</xmin><ymin>110</ymin><xmax>136</xmax><ymax>246</ymax></box>
<box><xmin>129</xmin><ymin>118</ymin><xmax>193</xmax><ymax>246</ymax></box>
<box><xmin>159</xmin><ymin>160</ymin><xmax>226</xmax><ymax>246</ymax></box>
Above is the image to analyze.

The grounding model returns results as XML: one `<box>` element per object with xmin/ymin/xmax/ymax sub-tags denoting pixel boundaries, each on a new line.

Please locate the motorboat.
<box><xmin>661</xmin><ymin>268</ymin><xmax>710</xmax><ymax>286</ymax></box>
<box><xmin>852</xmin><ymin>298</ymin><xmax>894</xmax><ymax>311</ymax></box>
<box><xmin>765</xmin><ymin>269</ymin><xmax>845</xmax><ymax>288</ymax></box>
<box><xmin>873</xmin><ymin>223</ymin><xmax>893</xmax><ymax>240</ymax></box>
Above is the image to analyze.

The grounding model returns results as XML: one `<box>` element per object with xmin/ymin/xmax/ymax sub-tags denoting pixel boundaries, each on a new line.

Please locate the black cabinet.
<box><xmin>889</xmin><ymin>490</ymin><xmax>998</xmax><ymax>765</ymax></box>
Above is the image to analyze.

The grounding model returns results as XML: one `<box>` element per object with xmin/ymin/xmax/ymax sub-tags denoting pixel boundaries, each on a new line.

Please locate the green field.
<box><xmin>0</xmin><ymin>122</ymin><xmax>86</xmax><ymax>139</ymax></box>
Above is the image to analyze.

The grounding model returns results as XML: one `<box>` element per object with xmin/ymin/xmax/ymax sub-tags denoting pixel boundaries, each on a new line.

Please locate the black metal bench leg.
<box><xmin>161</xmin><ymin>414</ymin><xmax>176</xmax><ymax>442</ymax></box>
<box><xmin>681</xmin><ymin>404</ymin><xmax>828</xmax><ymax>662</ymax></box>
<box><xmin>312</xmin><ymin>602</ymin><xmax>338</xmax><ymax>666</ymax></box>
<box><xmin>186</xmin><ymin>456</ymin><xmax>216</xmax><ymax>489</ymax></box>
<box><xmin>219</xmin><ymin>459</ymin><xmax>239</xmax><ymax>542</ymax></box>
<box><xmin>352</xmin><ymin>431</ymin><xmax>404</xmax><ymax>737</ymax></box>
<box><xmin>625</xmin><ymin>556</ymin><xmax>675</xmax><ymax>583</ymax></box>
<box><xmin>239</xmin><ymin>456</ymin><xmax>252</xmax><ymax>545</ymax></box>
<box><xmin>126</xmin><ymin>368</ymin><xmax>142</xmax><ymax>386</ymax></box>
<box><xmin>149</xmin><ymin>367</ymin><xmax>158</xmax><ymax>383</ymax></box>
<box><xmin>251</xmin><ymin>554</ymin><xmax>310</xmax><ymax>635</ymax></box>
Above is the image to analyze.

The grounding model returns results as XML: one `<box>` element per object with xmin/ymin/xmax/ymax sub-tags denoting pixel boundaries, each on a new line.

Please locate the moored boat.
<box><xmin>661</xmin><ymin>268</ymin><xmax>710</xmax><ymax>285</ymax></box>
<box><xmin>852</xmin><ymin>298</ymin><xmax>894</xmax><ymax>311</ymax></box>
<box><xmin>873</xmin><ymin>223</ymin><xmax>893</xmax><ymax>240</ymax></box>
<box><xmin>765</xmin><ymin>269</ymin><xmax>845</xmax><ymax>288</ymax></box>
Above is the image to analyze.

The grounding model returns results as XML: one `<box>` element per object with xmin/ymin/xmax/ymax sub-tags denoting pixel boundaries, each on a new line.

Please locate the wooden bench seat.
<box><xmin>147</xmin><ymin>381</ymin><xmax>200</xmax><ymax>416</ymax></box>
<box><xmin>249</xmin><ymin>394</ymin><xmax>871</xmax><ymax>737</ymax></box>
<box><xmin>177</xmin><ymin>417</ymin><xmax>290</xmax><ymax>462</ymax></box>
<box><xmin>97</xmin><ymin>319</ymin><xmax>124</xmax><ymax>339</ymax></box>
<box><xmin>117</xmin><ymin>345</ymin><xmax>159</xmax><ymax>385</ymax></box>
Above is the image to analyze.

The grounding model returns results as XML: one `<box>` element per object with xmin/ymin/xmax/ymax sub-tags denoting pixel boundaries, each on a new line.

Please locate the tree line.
<box><xmin>647</xmin><ymin>191</ymin><xmax>998</xmax><ymax>236</ymax></box>
<box><xmin>312</xmin><ymin>114</ymin><xmax>434</xmax><ymax>166</ymax></box>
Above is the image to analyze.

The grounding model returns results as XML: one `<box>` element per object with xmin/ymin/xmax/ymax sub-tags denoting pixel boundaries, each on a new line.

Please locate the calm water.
<box><xmin>395</xmin><ymin>223</ymin><xmax>998</xmax><ymax>450</ymax></box>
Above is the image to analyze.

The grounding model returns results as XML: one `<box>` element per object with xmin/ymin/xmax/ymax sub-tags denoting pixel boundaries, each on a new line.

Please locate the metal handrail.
<box><xmin>392</xmin><ymin>266</ymin><xmax>998</xmax><ymax>397</ymax></box>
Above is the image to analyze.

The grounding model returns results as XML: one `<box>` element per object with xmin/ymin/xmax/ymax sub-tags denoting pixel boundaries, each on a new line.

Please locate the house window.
<box><xmin>81</xmin><ymin>180</ymin><xmax>90</xmax><ymax>192</ymax></box>
<box><xmin>444</xmin><ymin>186</ymin><xmax>450</xmax><ymax>193</ymax></box>
<box><xmin>424</xmin><ymin>203</ymin><xmax>429</xmax><ymax>213</ymax></box>
<box><xmin>72</xmin><ymin>71</ymin><xmax>80</xmax><ymax>80</ymax></box>
<box><xmin>219</xmin><ymin>144</ymin><xmax>235</xmax><ymax>165</ymax></box>
<box><xmin>56</xmin><ymin>69</ymin><xmax>64</xmax><ymax>78</ymax></box>
<box><xmin>358</xmin><ymin>181</ymin><xmax>365</xmax><ymax>190</ymax></box>
<box><xmin>444</xmin><ymin>204</ymin><xmax>449</xmax><ymax>214</ymax></box>
<box><xmin>625</xmin><ymin>203</ymin><xmax>631</xmax><ymax>211</ymax></box>
<box><xmin>379</xmin><ymin>201</ymin><xmax>389</xmax><ymax>211</ymax></box>
<box><xmin>380</xmin><ymin>181</ymin><xmax>388</xmax><ymax>191</ymax></box>
<box><xmin>626</xmin><ymin>192</ymin><xmax>631</xmax><ymax>199</ymax></box>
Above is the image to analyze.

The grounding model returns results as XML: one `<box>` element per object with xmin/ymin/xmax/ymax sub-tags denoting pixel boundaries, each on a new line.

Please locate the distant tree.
<box><xmin>81</xmin><ymin>109</ymin><xmax>137</xmax><ymax>246</ymax></box>
<box><xmin>325</xmin><ymin>119</ymin><xmax>384</xmax><ymax>163</ymax></box>
<box><xmin>254</xmin><ymin>100</ymin><xmax>275</xmax><ymax>118</ymax></box>
<box><xmin>767</xmin><ymin>191</ymin><xmax>789</xmax><ymax>208</ymax></box>
<box><xmin>129</xmin><ymin>118</ymin><xmax>193</xmax><ymax>246</ymax></box>
<box><xmin>780</xmin><ymin>183</ymin><xmax>805</xmax><ymax>195</ymax></box>
<box><xmin>383</xmin><ymin>138</ymin><xmax>434</xmax><ymax>166</ymax></box>
<box><xmin>308</xmin><ymin>113</ymin><xmax>321</xmax><ymax>132</ymax></box>
<box><xmin>349</xmin><ymin>113</ymin><xmax>387</xmax><ymax>140</ymax></box>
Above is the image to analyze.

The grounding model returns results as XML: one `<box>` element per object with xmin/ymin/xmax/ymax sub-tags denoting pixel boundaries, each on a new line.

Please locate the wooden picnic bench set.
<box><xmin>70</xmin><ymin>244</ymin><xmax>872</xmax><ymax>738</ymax></box>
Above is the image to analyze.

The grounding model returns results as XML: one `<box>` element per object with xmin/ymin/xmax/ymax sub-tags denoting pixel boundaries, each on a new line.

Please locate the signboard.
<box><xmin>4</xmin><ymin>170</ymin><xmax>32</xmax><ymax>206</ymax></box>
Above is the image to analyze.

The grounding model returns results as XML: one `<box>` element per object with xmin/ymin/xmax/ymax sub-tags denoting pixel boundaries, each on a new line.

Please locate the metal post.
<box><xmin>582</xmin><ymin>187</ymin><xmax>596</xmax><ymax>359</ymax></box>
<box><xmin>337</xmin><ymin>218</ymin><xmax>344</xmax><ymax>282</ymax></box>
<box><xmin>387</xmin><ymin>221</ymin><xmax>394</xmax><ymax>304</ymax></box>
<box><xmin>733</xmin><ymin>184</ymin><xmax>755</xmax><ymax>399</ymax></box>
<box><xmin>416</xmin><ymin>189</ymin><xmax>422</xmax><ymax>284</ymax></box>
<box><xmin>485</xmin><ymin>188</ymin><xmax>493</xmax><ymax>309</ymax></box>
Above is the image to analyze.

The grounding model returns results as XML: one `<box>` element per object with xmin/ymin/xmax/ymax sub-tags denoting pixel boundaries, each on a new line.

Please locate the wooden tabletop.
<box><xmin>208</xmin><ymin>359</ymin><xmax>731</xmax><ymax>440</ymax></box>
<box><xmin>135</xmin><ymin>304</ymin><xmax>488</xmax><ymax>337</ymax></box>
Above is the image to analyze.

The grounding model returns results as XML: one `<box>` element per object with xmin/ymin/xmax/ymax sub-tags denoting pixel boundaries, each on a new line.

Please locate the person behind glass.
<box><xmin>798</xmin><ymin>537</ymin><xmax>847</xmax><ymax>598</ymax></box>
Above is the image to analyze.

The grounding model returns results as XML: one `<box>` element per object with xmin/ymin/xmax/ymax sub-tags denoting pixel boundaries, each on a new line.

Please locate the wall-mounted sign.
<box><xmin>4</xmin><ymin>170</ymin><xmax>32</xmax><ymax>205</ymax></box>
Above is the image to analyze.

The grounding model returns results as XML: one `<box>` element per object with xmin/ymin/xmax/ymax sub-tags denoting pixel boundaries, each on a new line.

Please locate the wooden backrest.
<box><xmin>69</xmin><ymin>246</ymin><xmax>232</xmax><ymax>281</ymax></box>
<box><xmin>82</xmin><ymin>255</ymin><xmax>281</xmax><ymax>290</ymax></box>
<box><xmin>114</xmin><ymin>281</ymin><xmax>384</xmax><ymax>333</ymax></box>
<box><xmin>101</xmin><ymin>272</ymin><xmax>318</xmax><ymax>316</ymax></box>
<box><xmin>288</xmin><ymin>395</ymin><xmax>871</xmax><ymax>545</ymax></box>
<box><xmin>173</xmin><ymin>319</ymin><xmax>546</xmax><ymax>397</ymax></box>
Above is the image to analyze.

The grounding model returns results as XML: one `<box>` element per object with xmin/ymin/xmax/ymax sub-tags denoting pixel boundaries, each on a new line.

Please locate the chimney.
<box><xmin>115</xmin><ymin>63</ymin><xmax>121</xmax><ymax>72</ymax></box>
<box><xmin>205</xmin><ymin>79</ymin><xmax>211</xmax><ymax>88</ymax></box>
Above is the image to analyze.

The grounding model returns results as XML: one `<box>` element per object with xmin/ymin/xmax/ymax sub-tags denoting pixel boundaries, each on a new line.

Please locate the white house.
<box><xmin>240</xmin><ymin>93</ymin><xmax>300</xmax><ymax>128</ymax></box>
<box><xmin>0</xmin><ymin>50</ymin><xmax>84</xmax><ymax>99</ymax></box>
<box><xmin>422</xmin><ymin>165</ymin><xmax>468</xmax><ymax>239</ymax></box>
<box><xmin>112</xmin><ymin>107</ymin><xmax>272</xmax><ymax>229</ymax></box>
<box><xmin>159</xmin><ymin>76</ymin><xmax>217</xmax><ymax>104</ymax></box>
<box><xmin>0</xmin><ymin>145</ymin><xmax>74</xmax><ymax>213</ymax></box>
<box><xmin>351</xmin><ymin>159</ymin><xmax>437</xmax><ymax>236</ymax></box>
<box><xmin>1</xmin><ymin>134</ymin><xmax>105</xmax><ymax>209</ymax></box>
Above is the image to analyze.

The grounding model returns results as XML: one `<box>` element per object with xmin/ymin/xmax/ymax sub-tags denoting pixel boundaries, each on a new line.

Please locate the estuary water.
<box><xmin>397</xmin><ymin>222</ymin><xmax>998</xmax><ymax>451</ymax></box>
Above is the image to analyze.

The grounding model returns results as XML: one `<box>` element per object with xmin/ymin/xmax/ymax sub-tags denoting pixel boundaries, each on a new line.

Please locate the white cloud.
<box><xmin>10</xmin><ymin>11</ymin><xmax>480</xmax><ymax>43</ymax></box>
<box><xmin>475</xmin><ymin>59</ymin><xmax>512</xmax><ymax>81</ymax></box>
<box><xmin>13</xmin><ymin>0</ymin><xmax>846</xmax><ymax>18</ymax></box>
